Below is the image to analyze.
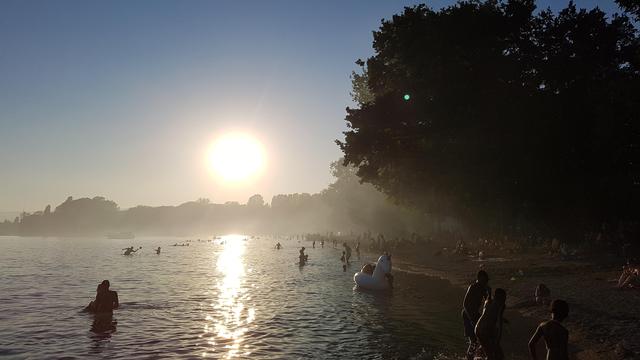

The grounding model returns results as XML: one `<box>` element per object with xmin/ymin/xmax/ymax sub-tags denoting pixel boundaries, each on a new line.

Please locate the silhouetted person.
<box><xmin>321</xmin><ymin>240</ymin><xmax>324</xmax><ymax>248</ymax></box>
<box><xmin>122</xmin><ymin>246</ymin><xmax>139</xmax><ymax>256</ymax></box>
<box><xmin>313</xmin><ymin>240</ymin><xmax>316</xmax><ymax>248</ymax></box>
<box><xmin>87</xmin><ymin>280</ymin><xmax>119</xmax><ymax>313</ymax></box>
<box><xmin>275</xmin><ymin>242</ymin><xmax>282</xmax><ymax>250</ymax></box>
<box><xmin>355</xmin><ymin>241</ymin><xmax>360</xmax><ymax>257</ymax></box>
<box><xmin>528</xmin><ymin>299</ymin><xmax>569</xmax><ymax>360</ymax></box>
<box><xmin>462</xmin><ymin>270</ymin><xmax>491</xmax><ymax>360</ymax></box>
<box><xmin>95</xmin><ymin>280</ymin><xmax>119</xmax><ymax>313</ymax></box>
<box><xmin>343</xmin><ymin>243</ymin><xmax>352</xmax><ymax>264</ymax></box>
<box><xmin>156</xmin><ymin>247</ymin><xmax>161</xmax><ymax>255</ymax></box>
<box><xmin>475</xmin><ymin>288</ymin><xmax>506</xmax><ymax>360</ymax></box>
<box><xmin>299</xmin><ymin>247</ymin><xmax>307</xmax><ymax>265</ymax></box>
<box><xmin>535</xmin><ymin>284</ymin><xmax>551</xmax><ymax>305</ymax></box>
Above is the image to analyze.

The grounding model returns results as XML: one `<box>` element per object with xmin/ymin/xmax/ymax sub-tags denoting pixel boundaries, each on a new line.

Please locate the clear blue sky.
<box><xmin>0</xmin><ymin>0</ymin><xmax>624</xmax><ymax>212</ymax></box>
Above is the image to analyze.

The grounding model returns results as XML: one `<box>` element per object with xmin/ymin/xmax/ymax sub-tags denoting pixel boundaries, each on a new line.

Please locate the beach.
<box><xmin>389</xmin><ymin>243</ymin><xmax>640</xmax><ymax>359</ymax></box>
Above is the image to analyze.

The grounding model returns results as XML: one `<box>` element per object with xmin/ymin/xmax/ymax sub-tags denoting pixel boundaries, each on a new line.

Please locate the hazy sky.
<box><xmin>0</xmin><ymin>0</ymin><xmax>624</xmax><ymax>211</ymax></box>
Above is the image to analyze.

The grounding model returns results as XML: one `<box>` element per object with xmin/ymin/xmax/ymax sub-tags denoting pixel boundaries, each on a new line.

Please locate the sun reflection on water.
<box><xmin>204</xmin><ymin>234</ymin><xmax>254</xmax><ymax>358</ymax></box>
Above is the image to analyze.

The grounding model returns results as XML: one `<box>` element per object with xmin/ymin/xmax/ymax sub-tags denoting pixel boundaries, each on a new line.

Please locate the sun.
<box><xmin>207</xmin><ymin>133</ymin><xmax>266</xmax><ymax>183</ymax></box>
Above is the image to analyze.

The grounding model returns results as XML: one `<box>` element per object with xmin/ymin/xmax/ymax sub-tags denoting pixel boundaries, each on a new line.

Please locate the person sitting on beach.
<box><xmin>528</xmin><ymin>299</ymin><xmax>570</xmax><ymax>360</ymax></box>
<box><xmin>535</xmin><ymin>284</ymin><xmax>551</xmax><ymax>305</ymax></box>
<box><xmin>462</xmin><ymin>270</ymin><xmax>491</xmax><ymax>360</ymax></box>
<box><xmin>474</xmin><ymin>288</ymin><xmax>506</xmax><ymax>360</ymax></box>
<box><xmin>616</xmin><ymin>262</ymin><xmax>640</xmax><ymax>289</ymax></box>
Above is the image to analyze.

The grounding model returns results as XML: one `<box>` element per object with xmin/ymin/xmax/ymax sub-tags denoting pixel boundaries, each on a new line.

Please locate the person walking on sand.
<box><xmin>462</xmin><ymin>270</ymin><xmax>491</xmax><ymax>360</ymax></box>
<box><xmin>528</xmin><ymin>299</ymin><xmax>569</xmax><ymax>360</ymax></box>
<box><xmin>475</xmin><ymin>288</ymin><xmax>507</xmax><ymax>360</ymax></box>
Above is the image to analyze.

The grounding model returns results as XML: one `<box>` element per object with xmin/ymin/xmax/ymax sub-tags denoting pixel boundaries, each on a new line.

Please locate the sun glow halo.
<box><xmin>208</xmin><ymin>133</ymin><xmax>266</xmax><ymax>183</ymax></box>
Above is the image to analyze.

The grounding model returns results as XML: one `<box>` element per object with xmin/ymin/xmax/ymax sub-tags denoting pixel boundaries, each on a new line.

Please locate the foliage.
<box><xmin>338</xmin><ymin>0</ymin><xmax>640</xmax><ymax>238</ymax></box>
<box><xmin>0</xmin><ymin>161</ymin><xmax>431</xmax><ymax>236</ymax></box>
<box><xmin>616</xmin><ymin>0</ymin><xmax>640</xmax><ymax>21</ymax></box>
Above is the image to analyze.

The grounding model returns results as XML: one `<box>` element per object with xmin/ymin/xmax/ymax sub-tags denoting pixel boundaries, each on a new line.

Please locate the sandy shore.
<box><xmin>389</xmin><ymin>245</ymin><xmax>640</xmax><ymax>359</ymax></box>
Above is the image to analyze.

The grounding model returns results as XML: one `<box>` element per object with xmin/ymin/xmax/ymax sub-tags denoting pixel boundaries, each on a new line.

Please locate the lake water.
<box><xmin>0</xmin><ymin>235</ymin><xmax>532</xmax><ymax>359</ymax></box>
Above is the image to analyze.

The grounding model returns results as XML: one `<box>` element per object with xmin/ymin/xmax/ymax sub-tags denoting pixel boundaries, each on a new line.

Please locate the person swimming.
<box><xmin>122</xmin><ymin>246</ymin><xmax>139</xmax><ymax>256</ymax></box>
<box><xmin>462</xmin><ymin>270</ymin><xmax>491</xmax><ymax>360</ymax></box>
<box><xmin>475</xmin><ymin>288</ymin><xmax>507</xmax><ymax>360</ymax></box>
<box><xmin>528</xmin><ymin>299</ymin><xmax>570</xmax><ymax>360</ymax></box>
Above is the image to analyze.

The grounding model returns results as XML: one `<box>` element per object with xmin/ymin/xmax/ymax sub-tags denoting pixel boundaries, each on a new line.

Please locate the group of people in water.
<box><xmin>463</xmin><ymin>270</ymin><xmax>570</xmax><ymax>360</ymax></box>
<box><xmin>94</xmin><ymin>234</ymin><xmax>588</xmax><ymax>359</ymax></box>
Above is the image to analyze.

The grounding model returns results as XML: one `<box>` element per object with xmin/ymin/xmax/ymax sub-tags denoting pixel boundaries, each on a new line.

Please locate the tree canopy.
<box><xmin>339</xmin><ymin>0</ymin><xmax>640</xmax><ymax>238</ymax></box>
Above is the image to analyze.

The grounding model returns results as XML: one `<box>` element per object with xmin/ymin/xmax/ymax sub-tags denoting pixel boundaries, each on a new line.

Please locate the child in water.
<box><xmin>474</xmin><ymin>288</ymin><xmax>506</xmax><ymax>360</ymax></box>
<box><xmin>528</xmin><ymin>299</ymin><xmax>570</xmax><ymax>360</ymax></box>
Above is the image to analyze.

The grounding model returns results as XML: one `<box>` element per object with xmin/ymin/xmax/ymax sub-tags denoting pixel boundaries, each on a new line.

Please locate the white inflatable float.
<box><xmin>354</xmin><ymin>254</ymin><xmax>393</xmax><ymax>290</ymax></box>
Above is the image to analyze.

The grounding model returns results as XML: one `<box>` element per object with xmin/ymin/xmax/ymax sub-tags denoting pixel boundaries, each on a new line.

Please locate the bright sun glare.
<box><xmin>208</xmin><ymin>133</ymin><xmax>266</xmax><ymax>183</ymax></box>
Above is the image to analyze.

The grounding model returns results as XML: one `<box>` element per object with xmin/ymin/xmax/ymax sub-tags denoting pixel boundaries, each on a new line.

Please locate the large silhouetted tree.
<box><xmin>338</xmin><ymin>1</ymin><xmax>640</xmax><ymax>239</ymax></box>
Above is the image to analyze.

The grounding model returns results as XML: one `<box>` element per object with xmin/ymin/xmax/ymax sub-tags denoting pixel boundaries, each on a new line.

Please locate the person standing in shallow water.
<box><xmin>462</xmin><ymin>270</ymin><xmax>491</xmax><ymax>360</ymax></box>
<box><xmin>299</xmin><ymin>247</ymin><xmax>307</xmax><ymax>265</ymax></box>
<box><xmin>528</xmin><ymin>299</ymin><xmax>570</xmax><ymax>360</ymax></box>
<box><xmin>343</xmin><ymin>243</ymin><xmax>352</xmax><ymax>265</ymax></box>
<box><xmin>475</xmin><ymin>288</ymin><xmax>507</xmax><ymax>360</ymax></box>
<box><xmin>87</xmin><ymin>280</ymin><xmax>119</xmax><ymax>313</ymax></box>
<box><xmin>95</xmin><ymin>280</ymin><xmax>119</xmax><ymax>313</ymax></box>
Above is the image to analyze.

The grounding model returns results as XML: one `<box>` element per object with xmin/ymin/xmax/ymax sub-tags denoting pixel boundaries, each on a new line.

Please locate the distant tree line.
<box><xmin>0</xmin><ymin>161</ymin><xmax>436</xmax><ymax>237</ymax></box>
<box><xmin>339</xmin><ymin>0</ymin><xmax>640</xmax><ymax>243</ymax></box>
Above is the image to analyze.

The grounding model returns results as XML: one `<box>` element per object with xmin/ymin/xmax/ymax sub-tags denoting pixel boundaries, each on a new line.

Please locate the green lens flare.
<box><xmin>403</xmin><ymin>94</ymin><xmax>410</xmax><ymax>101</ymax></box>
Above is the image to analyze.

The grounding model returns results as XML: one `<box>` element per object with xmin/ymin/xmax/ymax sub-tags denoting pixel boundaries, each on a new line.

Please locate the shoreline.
<box><xmin>386</xmin><ymin>245</ymin><xmax>639</xmax><ymax>359</ymax></box>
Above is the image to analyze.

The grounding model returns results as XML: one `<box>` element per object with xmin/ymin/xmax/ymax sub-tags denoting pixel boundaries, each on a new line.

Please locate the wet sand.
<box><xmin>390</xmin><ymin>245</ymin><xmax>640</xmax><ymax>359</ymax></box>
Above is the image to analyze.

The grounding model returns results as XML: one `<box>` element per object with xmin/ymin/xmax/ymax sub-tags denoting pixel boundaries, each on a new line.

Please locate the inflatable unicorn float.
<box><xmin>353</xmin><ymin>254</ymin><xmax>394</xmax><ymax>290</ymax></box>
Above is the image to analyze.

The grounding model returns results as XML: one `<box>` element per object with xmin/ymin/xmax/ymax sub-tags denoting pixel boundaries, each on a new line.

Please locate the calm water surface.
<box><xmin>0</xmin><ymin>235</ymin><xmax>530</xmax><ymax>359</ymax></box>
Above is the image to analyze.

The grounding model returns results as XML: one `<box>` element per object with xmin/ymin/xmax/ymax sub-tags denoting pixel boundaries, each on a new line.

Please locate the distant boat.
<box><xmin>106</xmin><ymin>232</ymin><xmax>135</xmax><ymax>239</ymax></box>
